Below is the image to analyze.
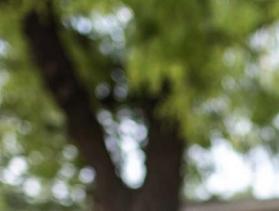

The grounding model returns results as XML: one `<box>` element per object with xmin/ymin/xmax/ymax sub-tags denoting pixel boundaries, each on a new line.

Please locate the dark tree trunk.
<box><xmin>132</xmin><ymin>117</ymin><xmax>184</xmax><ymax>211</ymax></box>
<box><xmin>22</xmin><ymin>4</ymin><xmax>185</xmax><ymax>211</ymax></box>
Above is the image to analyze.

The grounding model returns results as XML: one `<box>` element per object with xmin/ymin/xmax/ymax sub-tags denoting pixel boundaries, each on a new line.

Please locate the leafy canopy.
<box><xmin>0</xmin><ymin>0</ymin><xmax>279</xmax><ymax>209</ymax></box>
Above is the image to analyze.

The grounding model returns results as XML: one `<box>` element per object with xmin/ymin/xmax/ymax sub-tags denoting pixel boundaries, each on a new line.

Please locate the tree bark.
<box><xmin>131</xmin><ymin>100</ymin><xmax>185</xmax><ymax>211</ymax></box>
<box><xmin>22</xmin><ymin>4</ymin><xmax>185</xmax><ymax>211</ymax></box>
<box><xmin>22</xmin><ymin>6</ymin><xmax>132</xmax><ymax>211</ymax></box>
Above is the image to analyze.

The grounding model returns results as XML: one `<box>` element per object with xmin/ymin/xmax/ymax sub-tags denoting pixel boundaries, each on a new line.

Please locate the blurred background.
<box><xmin>1</xmin><ymin>0</ymin><xmax>279</xmax><ymax>210</ymax></box>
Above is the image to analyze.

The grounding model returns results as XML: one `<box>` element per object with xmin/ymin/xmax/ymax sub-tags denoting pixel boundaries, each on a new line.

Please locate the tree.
<box><xmin>1</xmin><ymin>0</ymin><xmax>279</xmax><ymax>210</ymax></box>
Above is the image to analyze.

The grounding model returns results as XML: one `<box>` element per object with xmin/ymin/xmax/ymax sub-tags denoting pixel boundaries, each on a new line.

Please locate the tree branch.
<box><xmin>22</xmin><ymin>5</ymin><xmax>131</xmax><ymax>205</ymax></box>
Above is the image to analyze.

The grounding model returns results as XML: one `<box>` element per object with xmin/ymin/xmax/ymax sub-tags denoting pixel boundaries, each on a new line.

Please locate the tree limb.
<box><xmin>22</xmin><ymin>5</ymin><xmax>131</xmax><ymax>207</ymax></box>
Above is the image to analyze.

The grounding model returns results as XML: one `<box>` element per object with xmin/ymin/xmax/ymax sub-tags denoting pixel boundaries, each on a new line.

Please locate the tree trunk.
<box><xmin>22</xmin><ymin>3</ymin><xmax>185</xmax><ymax>211</ymax></box>
<box><xmin>132</xmin><ymin>117</ymin><xmax>184</xmax><ymax>211</ymax></box>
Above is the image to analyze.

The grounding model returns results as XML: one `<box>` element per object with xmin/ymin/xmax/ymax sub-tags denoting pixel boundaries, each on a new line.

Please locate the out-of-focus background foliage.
<box><xmin>1</xmin><ymin>0</ymin><xmax>279</xmax><ymax>210</ymax></box>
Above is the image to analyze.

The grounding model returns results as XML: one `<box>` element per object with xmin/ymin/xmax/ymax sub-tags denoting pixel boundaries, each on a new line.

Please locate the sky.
<box><xmin>188</xmin><ymin>139</ymin><xmax>279</xmax><ymax>200</ymax></box>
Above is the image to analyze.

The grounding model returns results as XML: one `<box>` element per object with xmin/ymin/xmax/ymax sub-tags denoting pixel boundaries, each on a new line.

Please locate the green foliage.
<box><xmin>0</xmin><ymin>0</ymin><xmax>279</xmax><ymax>208</ymax></box>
